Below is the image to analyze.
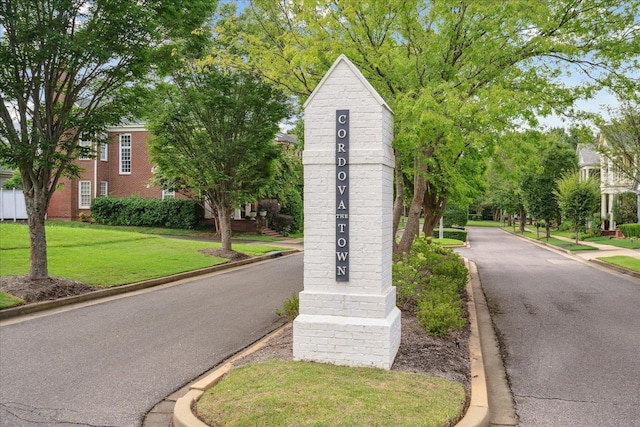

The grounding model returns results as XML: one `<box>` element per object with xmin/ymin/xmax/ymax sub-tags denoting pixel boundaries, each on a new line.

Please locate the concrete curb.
<box><xmin>504</xmin><ymin>229</ymin><xmax>639</xmax><ymax>278</ymax></box>
<box><xmin>171</xmin><ymin>261</ymin><xmax>496</xmax><ymax>427</ymax></box>
<box><xmin>589</xmin><ymin>258</ymin><xmax>640</xmax><ymax>279</ymax></box>
<box><xmin>172</xmin><ymin>325</ymin><xmax>291</xmax><ymax>427</ymax></box>
<box><xmin>455</xmin><ymin>259</ymin><xmax>490</xmax><ymax>427</ymax></box>
<box><xmin>0</xmin><ymin>250</ymin><xmax>299</xmax><ymax>320</ymax></box>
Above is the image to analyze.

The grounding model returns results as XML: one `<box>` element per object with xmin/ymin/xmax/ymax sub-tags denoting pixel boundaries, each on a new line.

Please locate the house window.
<box><xmin>100</xmin><ymin>181</ymin><xmax>108</xmax><ymax>197</ymax></box>
<box><xmin>119</xmin><ymin>134</ymin><xmax>131</xmax><ymax>174</ymax></box>
<box><xmin>79</xmin><ymin>140</ymin><xmax>92</xmax><ymax>160</ymax></box>
<box><xmin>162</xmin><ymin>189</ymin><xmax>175</xmax><ymax>199</ymax></box>
<box><xmin>79</xmin><ymin>180</ymin><xmax>91</xmax><ymax>208</ymax></box>
<box><xmin>100</xmin><ymin>143</ymin><xmax>108</xmax><ymax>161</ymax></box>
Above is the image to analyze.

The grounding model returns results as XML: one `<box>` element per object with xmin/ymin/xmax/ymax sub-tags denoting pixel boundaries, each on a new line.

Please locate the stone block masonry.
<box><xmin>293</xmin><ymin>54</ymin><xmax>401</xmax><ymax>369</ymax></box>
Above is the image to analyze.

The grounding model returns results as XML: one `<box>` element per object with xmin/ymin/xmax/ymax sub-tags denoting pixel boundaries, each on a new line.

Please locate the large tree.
<box><xmin>0</xmin><ymin>0</ymin><xmax>216</xmax><ymax>280</ymax></box>
<box><xmin>217</xmin><ymin>0</ymin><xmax>639</xmax><ymax>253</ymax></box>
<box><xmin>520</xmin><ymin>131</ymin><xmax>577</xmax><ymax>238</ymax></box>
<box><xmin>600</xmin><ymin>100</ymin><xmax>640</xmax><ymax>183</ymax></box>
<box><xmin>148</xmin><ymin>67</ymin><xmax>291</xmax><ymax>251</ymax></box>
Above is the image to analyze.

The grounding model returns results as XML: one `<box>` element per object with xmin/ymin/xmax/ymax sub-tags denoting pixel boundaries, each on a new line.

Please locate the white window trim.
<box><xmin>79</xmin><ymin>180</ymin><xmax>91</xmax><ymax>208</ymax></box>
<box><xmin>119</xmin><ymin>134</ymin><xmax>132</xmax><ymax>175</ymax></box>
<box><xmin>100</xmin><ymin>143</ymin><xmax>108</xmax><ymax>161</ymax></box>
<box><xmin>162</xmin><ymin>189</ymin><xmax>176</xmax><ymax>200</ymax></box>
<box><xmin>100</xmin><ymin>181</ymin><xmax>108</xmax><ymax>197</ymax></box>
<box><xmin>79</xmin><ymin>139</ymin><xmax>92</xmax><ymax>160</ymax></box>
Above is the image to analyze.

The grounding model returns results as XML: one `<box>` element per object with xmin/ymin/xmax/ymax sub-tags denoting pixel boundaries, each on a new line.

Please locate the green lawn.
<box><xmin>433</xmin><ymin>238</ymin><xmax>465</xmax><ymax>246</ymax></box>
<box><xmin>596</xmin><ymin>256</ymin><xmax>640</xmax><ymax>272</ymax></box>
<box><xmin>197</xmin><ymin>360</ymin><xmax>465</xmax><ymax>427</ymax></box>
<box><xmin>519</xmin><ymin>231</ymin><xmax>598</xmax><ymax>251</ymax></box>
<box><xmin>466</xmin><ymin>220</ymin><xmax>502</xmax><ymax>227</ymax></box>
<box><xmin>0</xmin><ymin>291</ymin><xmax>24</xmax><ymax>309</ymax></box>
<box><xmin>0</xmin><ymin>222</ymin><xmax>286</xmax><ymax>287</ymax></box>
<box><xmin>585</xmin><ymin>236</ymin><xmax>640</xmax><ymax>249</ymax></box>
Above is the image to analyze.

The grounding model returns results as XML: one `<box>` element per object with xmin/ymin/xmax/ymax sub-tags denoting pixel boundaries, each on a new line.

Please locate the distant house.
<box><xmin>46</xmin><ymin>123</ymin><xmax>299</xmax><ymax>229</ymax></box>
<box><xmin>47</xmin><ymin>122</ymin><xmax>180</xmax><ymax>220</ymax></box>
<box><xmin>577</xmin><ymin>134</ymin><xmax>636</xmax><ymax>231</ymax></box>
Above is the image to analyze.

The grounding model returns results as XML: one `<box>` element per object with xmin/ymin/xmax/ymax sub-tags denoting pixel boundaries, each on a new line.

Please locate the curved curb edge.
<box><xmin>171</xmin><ymin>261</ymin><xmax>496</xmax><ymax>427</ymax></box>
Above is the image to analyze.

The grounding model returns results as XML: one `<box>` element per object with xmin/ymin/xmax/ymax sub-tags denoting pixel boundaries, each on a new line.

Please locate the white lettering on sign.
<box><xmin>336</xmin><ymin>110</ymin><xmax>349</xmax><ymax>281</ymax></box>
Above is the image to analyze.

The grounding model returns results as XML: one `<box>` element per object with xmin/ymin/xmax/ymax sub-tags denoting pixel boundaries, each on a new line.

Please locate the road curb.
<box><xmin>0</xmin><ymin>250</ymin><xmax>299</xmax><ymax>320</ymax></box>
<box><xmin>171</xmin><ymin>260</ymin><xmax>499</xmax><ymax>427</ymax></box>
<box><xmin>504</xmin><ymin>229</ymin><xmax>639</xmax><ymax>278</ymax></box>
<box><xmin>172</xmin><ymin>325</ymin><xmax>292</xmax><ymax>427</ymax></box>
<box><xmin>589</xmin><ymin>258</ymin><xmax>640</xmax><ymax>279</ymax></box>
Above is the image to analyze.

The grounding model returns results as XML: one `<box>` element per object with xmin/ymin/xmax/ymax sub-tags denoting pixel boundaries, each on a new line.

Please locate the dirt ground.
<box><xmin>234</xmin><ymin>311</ymin><xmax>470</xmax><ymax>391</ymax></box>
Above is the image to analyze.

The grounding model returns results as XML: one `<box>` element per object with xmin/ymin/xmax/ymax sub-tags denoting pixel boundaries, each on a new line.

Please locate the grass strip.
<box><xmin>517</xmin><ymin>231</ymin><xmax>598</xmax><ymax>251</ymax></box>
<box><xmin>596</xmin><ymin>256</ymin><xmax>640</xmax><ymax>272</ymax></box>
<box><xmin>197</xmin><ymin>360</ymin><xmax>465</xmax><ymax>427</ymax></box>
<box><xmin>434</xmin><ymin>238</ymin><xmax>464</xmax><ymax>246</ymax></box>
<box><xmin>0</xmin><ymin>291</ymin><xmax>24</xmax><ymax>309</ymax></box>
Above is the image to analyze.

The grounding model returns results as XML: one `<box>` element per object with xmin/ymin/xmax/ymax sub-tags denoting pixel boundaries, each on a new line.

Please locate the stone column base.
<box><xmin>292</xmin><ymin>307</ymin><xmax>401</xmax><ymax>370</ymax></box>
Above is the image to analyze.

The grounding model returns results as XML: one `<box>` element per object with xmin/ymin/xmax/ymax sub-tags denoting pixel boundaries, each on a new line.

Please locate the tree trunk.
<box><xmin>396</xmin><ymin>162</ymin><xmax>426</xmax><ymax>255</ymax></box>
<box><xmin>422</xmin><ymin>188</ymin><xmax>446</xmax><ymax>238</ymax></box>
<box><xmin>545</xmin><ymin>219</ymin><xmax>551</xmax><ymax>240</ymax></box>
<box><xmin>23</xmin><ymin>180</ymin><xmax>49</xmax><ymax>279</ymax></box>
<box><xmin>217</xmin><ymin>204</ymin><xmax>233</xmax><ymax>251</ymax></box>
<box><xmin>391</xmin><ymin>154</ymin><xmax>405</xmax><ymax>253</ymax></box>
<box><xmin>518</xmin><ymin>206</ymin><xmax>526</xmax><ymax>233</ymax></box>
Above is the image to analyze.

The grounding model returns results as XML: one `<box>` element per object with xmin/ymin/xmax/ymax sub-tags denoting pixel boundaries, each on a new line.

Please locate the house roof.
<box><xmin>275</xmin><ymin>131</ymin><xmax>298</xmax><ymax>144</ymax></box>
<box><xmin>576</xmin><ymin>144</ymin><xmax>600</xmax><ymax>167</ymax></box>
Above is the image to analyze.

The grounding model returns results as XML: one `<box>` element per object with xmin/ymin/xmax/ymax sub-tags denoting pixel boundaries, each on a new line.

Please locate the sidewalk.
<box><xmin>517</xmin><ymin>228</ymin><xmax>640</xmax><ymax>277</ymax></box>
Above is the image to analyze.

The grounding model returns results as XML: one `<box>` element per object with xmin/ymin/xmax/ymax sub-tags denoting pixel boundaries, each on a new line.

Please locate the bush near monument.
<box><xmin>613</xmin><ymin>192</ymin><xmax>638</xmax><ymax>225</ymax></box>
<box><xmin>393</xmin><ymin>238</ymin><xmax>468</xmax><ymax>336</ymax></box>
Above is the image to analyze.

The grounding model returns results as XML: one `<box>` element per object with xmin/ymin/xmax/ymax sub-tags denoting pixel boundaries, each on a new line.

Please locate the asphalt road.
<box><xmin>0</xmin><ymin>253</ymin><xmax>303</xmax><ymax>426</ymax></box>
<box><xmin>457</xmin><ymin>227</ymin><xmax>640</xmax><ymax>426</ymax></box>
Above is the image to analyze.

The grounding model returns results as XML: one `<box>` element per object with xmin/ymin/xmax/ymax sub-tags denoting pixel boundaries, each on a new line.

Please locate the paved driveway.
<box><xmin>0</xmin><ymin>253</ymin><xmax>303</xmax><ymax>426</ymax></box>
<box><xmin>457</xmin><ymin>227</ymin><xmax>640</xmax><ymax>426</ymax></box>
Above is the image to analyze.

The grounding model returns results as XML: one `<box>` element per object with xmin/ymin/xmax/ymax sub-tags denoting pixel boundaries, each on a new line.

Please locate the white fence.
<box><xmin>0</xmin><ymin>189</ymin><xmax>28</xmax><ymax>221</ymax></box>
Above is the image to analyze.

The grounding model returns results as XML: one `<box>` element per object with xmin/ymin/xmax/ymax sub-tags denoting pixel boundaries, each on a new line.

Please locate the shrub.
<box><xmin>613</xmin><ymin>192</ymin><xmax>638</xmax><ymax>225</ymax></box>
<box><xmin>431</xmin><ymin>228</ymin><xmax>467</xmax><ymax>241</ymax></box>
<box><xmin>276</xmin><ymin>292</ymin><xmax>299</xmax><ymax>321</ymax></box>
<box><xmin>443</xmin><ymin>204</ymin><xmax>468</xmax><ymax>228</ymax></box>
<box><xmin>619</xmin><ymin>224</ymin><xmax>640</xmax><ymax>238</ymax></box>
<box><xmin>393</xmin><ymin>237</ymin><xmax>468</xmax><ymax>337</ymax></box>
<box><xmin>90</xmin><ymin>197</ymin><xmax>203</xmax><ymax>229</ymax></box>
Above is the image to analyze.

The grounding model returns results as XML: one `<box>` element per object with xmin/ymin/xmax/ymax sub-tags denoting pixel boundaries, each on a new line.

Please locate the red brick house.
<box><xmin>47</xmin><ymin>122</ymin><xmax>182</xmax><ymax>220</ymax></box>
<box><xmin>47</xmin><ymin>123</ymin><xmax>299</xmax><ymax>229</ymax></box>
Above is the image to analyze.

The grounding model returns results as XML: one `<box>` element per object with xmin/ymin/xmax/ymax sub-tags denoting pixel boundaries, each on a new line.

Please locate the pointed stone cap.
<box><xmin>304</xmin><ymin>54</ymin><xmax>392</xmax><ymax>114</ymax></box>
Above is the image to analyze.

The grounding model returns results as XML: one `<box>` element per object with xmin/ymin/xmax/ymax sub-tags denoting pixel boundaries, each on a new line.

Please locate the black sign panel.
<box><xmin>336</xmin><ymin>110</ymin><xmax>349</xmax><ymax>281</ymax></box>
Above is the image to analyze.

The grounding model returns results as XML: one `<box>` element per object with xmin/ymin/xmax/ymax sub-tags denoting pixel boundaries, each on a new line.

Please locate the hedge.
<box><xmin>432</xmin><ymin>228</ymin><xmax>467</xmax><ymax>241</ymax></box>
<box><xmin>619</xmin><ymin>224</ymin><xmax>640</xmax><ymax>238</ymax></box>
<box><xmin>91</xmin><ymin>197</ymin><xmax>203</xmax><ymax>229</ymax></box>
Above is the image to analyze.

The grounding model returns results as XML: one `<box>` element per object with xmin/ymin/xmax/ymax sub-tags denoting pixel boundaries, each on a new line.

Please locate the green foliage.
<box><xmin>613</xmin><ymin>192</ymin><xmax>638</xmax><ymax>225</ymax></box>
<box><xmin>554</xmin><ymin>172</ymin><xmax>600</xmax><ymax>244</ymax></box>
<box><xmin>148</xmin><ymin>66</ymin><xmax>292</xmax><ymax>249</ymax></box>
<box><xmin>442</xmin><ymin>204</ymin><xmax>468</xmax><ymax>228</ymax></box>
<box><xmin>521</xmin><ymin>132</ymin><xmax>578</xmax><ymax>224</ymax></box>
<box><xmin>600</xmin><ymin>100</ymin><xmax>640</xmax><ymax>183</ymax></box>
<box><xmin>619</xmin><ymin>224</ymin><xmax>640</xmax><ymax>238</ymax></box>
<box><xmin>2</xmin><ymin>170</ymin><xmax>22</xmax><ymax>190</ymax></box>
<box><xmin>90</xmin><ymin>197</ymin><xmax>203</xmax><ymax>229</ymax></box>
<box><xmin>0</xmin><ymin>0</ymin><xmax>216</xmax><ymax>278</ymax></box>
<box><xmin>277</xmin><ymin>187</ymin><xmax>304</xmax><ymax>235</ymax></box>
<box><xmin>276</xmin><ymin>292</ymin><xmax>299</xmax><ymax>322</ymax></box>
<box><xmin>393</xmin><ymin>237</ymin><xmax>468</xmax><ymax>336</ymax></box>
<box><xmin>431</xmin><ymin>229</ymin><xmax>468</xmax><ymax>242</ymax></box>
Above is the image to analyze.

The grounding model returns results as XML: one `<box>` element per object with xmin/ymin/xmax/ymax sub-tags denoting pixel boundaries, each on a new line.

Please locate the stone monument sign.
<box><xmin>293</xmin><ymin>55</ymin><xmax>401</xmax><ymax>369</ymax></box>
